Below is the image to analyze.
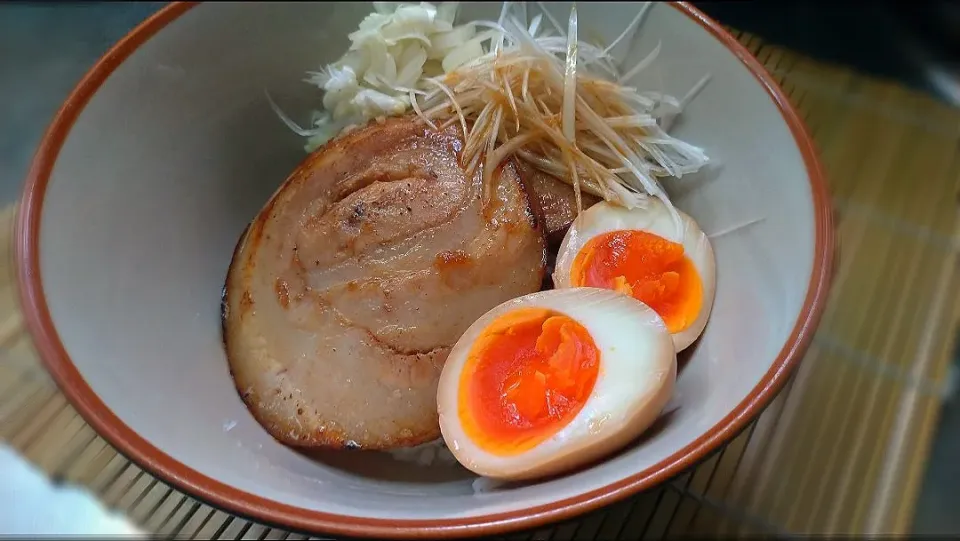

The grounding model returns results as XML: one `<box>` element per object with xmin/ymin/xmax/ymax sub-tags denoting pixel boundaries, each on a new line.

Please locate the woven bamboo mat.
<box><xmin>2</xmin><ymin>30</ymin><xmax>959</xmax><ymax>539</ymax></box>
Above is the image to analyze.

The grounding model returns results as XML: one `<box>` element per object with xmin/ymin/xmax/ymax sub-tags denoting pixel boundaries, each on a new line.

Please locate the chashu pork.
<box><xmin>223</xmin><ymin>116</ymin><xmax>546</xmax><ymax>450</ymax></box>
<box><xmin>519</xmin><ymin>161</ymin><xmax>601</xmax><ymax>247</ymax></box>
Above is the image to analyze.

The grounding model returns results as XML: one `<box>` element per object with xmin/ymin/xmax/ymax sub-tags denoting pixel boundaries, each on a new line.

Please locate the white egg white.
<box><xmin>553</xmin><ymin>199</ymin><xmax>717</xmax><ymax>352</ymax></box>
<box><xmin>437</xmin><ymin>288</ymin><xmax>676</xmax><ymax>481</ymax></box>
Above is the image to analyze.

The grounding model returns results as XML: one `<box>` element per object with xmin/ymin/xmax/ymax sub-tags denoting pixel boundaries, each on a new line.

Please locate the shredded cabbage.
<box><xmin>278</xmin><ymin>1</ymin><xmax>711</xmax><ymax>215</ymax></box>
<box><xmin>294</xmin><ymin>1</ymin><xmax>497</xmax><ymax>151</ymax></box>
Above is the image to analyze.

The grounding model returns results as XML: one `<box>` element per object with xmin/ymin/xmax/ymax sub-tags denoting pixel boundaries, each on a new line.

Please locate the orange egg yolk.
<box><xmin>571</xmin><ymin>230</ymin><xmax>702</xmax><ymax>334</ymax></box>
<box><xmin>458</xmin><ymin>308</ymin><xmax>601</xmax><ymax>456</ymax></box>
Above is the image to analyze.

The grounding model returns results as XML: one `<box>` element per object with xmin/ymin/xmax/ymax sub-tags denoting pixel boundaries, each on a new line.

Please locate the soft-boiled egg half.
<box><xmin>437</xmin><ymin>288</ymin><xmax>676</xmax><ymax>481</ymax></box>
<box><xmin>553</xmin><ymin>198</ymin><xmax>716</xmax><ymax>352</ymax></box>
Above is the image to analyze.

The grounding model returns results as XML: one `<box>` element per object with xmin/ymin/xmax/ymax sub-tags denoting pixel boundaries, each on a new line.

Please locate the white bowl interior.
<box><xmin>38</xmin><ymin>1</ymin><xmax>814</xmax><ymax>520</ymax></box>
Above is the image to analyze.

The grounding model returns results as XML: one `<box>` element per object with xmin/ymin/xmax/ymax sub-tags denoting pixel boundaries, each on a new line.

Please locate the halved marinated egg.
<box><xmin>437</xmin><ymin>288</ymin><xmax>676</xmax><ymax>481</ymax></box>
<box><xmin>553</xmin><ymin>199</ymin><xmax>716</xmax><ymax>352</ymax></box>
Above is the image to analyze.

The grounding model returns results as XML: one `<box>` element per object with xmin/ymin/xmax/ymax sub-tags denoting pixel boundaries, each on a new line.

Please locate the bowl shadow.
<box><xmin>294</xmin><ymin>447</ymin><xmax>475</xmax><ymax>484</ymax></box>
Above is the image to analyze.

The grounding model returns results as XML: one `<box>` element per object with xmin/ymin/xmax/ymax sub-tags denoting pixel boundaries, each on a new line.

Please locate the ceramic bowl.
<box><xmin>16</xmin><ymin>2</ymin><xmax>833</xmax><ymax>538</ymax></box>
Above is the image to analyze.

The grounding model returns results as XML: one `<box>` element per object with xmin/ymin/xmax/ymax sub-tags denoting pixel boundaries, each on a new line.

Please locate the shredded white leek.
<box><xmin>279</xmin><ymin>1</ymin><xmax>711</xmax><ymax>216</ymax></box>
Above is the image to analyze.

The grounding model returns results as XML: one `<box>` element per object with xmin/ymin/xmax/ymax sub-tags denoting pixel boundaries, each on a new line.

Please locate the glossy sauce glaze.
<box><xmin>222</xmin><ymin>116</ymin><xmax>547</xmax><ymax>450</ymax></box>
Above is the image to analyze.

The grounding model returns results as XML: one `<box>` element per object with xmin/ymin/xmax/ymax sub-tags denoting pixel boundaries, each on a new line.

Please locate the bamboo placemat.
<box><xmin>1</xmin><ymin>30</ymin><xmax>959</xmax><ymax>539</ymax></box>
